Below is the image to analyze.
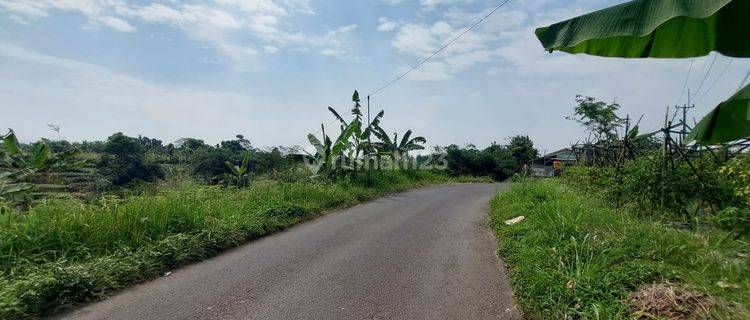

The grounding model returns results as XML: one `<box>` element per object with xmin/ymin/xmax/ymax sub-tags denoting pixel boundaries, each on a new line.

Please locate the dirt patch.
<box><xmin>628</xmin><ymin>280</ymin><xmax>712</xmax><ymax>319</ymax></box>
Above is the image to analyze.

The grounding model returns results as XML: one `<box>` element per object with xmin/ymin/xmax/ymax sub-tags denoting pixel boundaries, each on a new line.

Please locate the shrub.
<box><xmin>442</xmin><ymin>140</ymin><xmax>535</xmax><ymax>181</ymax></box>
<box><xmin>97</xmin><ymin>133</ymin><xmax>164</xmax><ymax>186</ymax></box>
<box><xmin>564</xmin><ymin>152</ymin><xmax>739</xmax><ymax>217</ymax></box>
<box><xmin>720</xmin><ymin>152</ymin><xmax>750</xmax><ymax>202</ymax></box>
<box><xmin>191</xmin><ymin>149</ymin><xmax>235</xmax><ymax>184</ymax></box>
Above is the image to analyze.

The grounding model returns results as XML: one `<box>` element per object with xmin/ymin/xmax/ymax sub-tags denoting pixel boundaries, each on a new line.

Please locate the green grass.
<box><xmin>0</xmin><ymin>170</ymin><xmax>487</xmax><ymax>319</ymax></box>
<box><xmin>490</xmin><ymin>179</ymin><xmax>749</xmax><ymax>319</ymax></box>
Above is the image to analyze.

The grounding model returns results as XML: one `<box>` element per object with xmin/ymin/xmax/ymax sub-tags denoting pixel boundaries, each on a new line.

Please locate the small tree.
<box><xmin>507</xmin><ymin>135</ymin><xmax>538</xmax><ymax>169</ymax></box>
<box><xmin>567</xmin><ymin>95</ymin><xmax>625</xmax><ymax>142</ymax></box>
<box><xmin>224</xmin><ymin>151</ymin><xmax>251</xmax><ymax>187</ymax></box>
<box><xmin>98</xmin><ymin>132</ymin><xmax>164</xmax><ymax>186</ymax></box>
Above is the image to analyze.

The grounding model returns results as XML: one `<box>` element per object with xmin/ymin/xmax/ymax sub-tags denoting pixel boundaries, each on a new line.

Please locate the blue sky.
<box><xmin>1</xmin><ymin>0</ymin><xmax>749</xmax><ymax>154</ymax></box>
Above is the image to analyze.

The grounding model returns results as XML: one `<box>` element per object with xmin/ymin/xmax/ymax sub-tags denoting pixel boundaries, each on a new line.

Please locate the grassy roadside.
<box><xmin>490</xmin><ymin>179</ymin><xmax>749</xmax><ymax>319</ymax></box>
<box><xmin>0</xmin><ymin>171</ymin><xmax>488</xmax><ymax>319</ymax></box>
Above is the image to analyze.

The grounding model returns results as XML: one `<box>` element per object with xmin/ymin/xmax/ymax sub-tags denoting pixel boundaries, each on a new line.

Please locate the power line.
<box><xmin>691</xmin><ymin>53</ymin><xmax>718</xmax><ymax>101</ymax></box>
<box><xmin>676</xmin><ymin>59</ymin><xmax>694</xmax><ymax>105</ymax></box>
<box><xmin>368</xmin><ymin>0</ymin><xmax>513</xmax><ymax>97</ymax></box>
<box><xmin>695</xmin><ymin>57</ymin><xmax>733</xmax><ymax>104</ymax></box>
<box><xmin>291</xmin><ymin>119</ymin><xmax>340</xmax><ymax>148</ymax></box>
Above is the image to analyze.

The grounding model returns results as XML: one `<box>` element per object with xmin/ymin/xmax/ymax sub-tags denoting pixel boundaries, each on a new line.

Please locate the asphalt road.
<box><xmin>57</xmin><ymin>183</ymin><xmax>520</xmax><ymax>320</ymax></box>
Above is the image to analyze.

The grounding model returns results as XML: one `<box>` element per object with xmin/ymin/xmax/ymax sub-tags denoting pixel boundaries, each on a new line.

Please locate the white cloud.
<box><xmin>379</xmin><ymin>0</ymin><xmax>474</xmax><ymax>9</ymax></box>
<box><xmin>98</xmin><ymin>16</ymin><xmax>135</xmax><ymax>32</ymax></box>
<box><xmin>263</xmin><ymin>45</ymin><xmax>279</xmax><ymax>53</ymax></box>
<box><xmin>0</xmin><ymin>44</ymin><xmax>287</xmax><ymax>145</ymax></box>
<box><xmin>134</xmin><ymin>4</ymin><xmax>182</xmax><ymax>24</ymax></box>
<box><xmin>0</xmin><ymin>1</ymin><xmax>49</xmax><ymax>17</ymax></box>
<box><xmin>377</xmin><ymin>17</ymin><xmax>398</xmax><ymax>32</ymax></box>
<box><xmin>419</xmin><ymin>0</ymin><xmax>473</xmax><ymax>10</ymax></box>
<box><xmin>390</xmin><ymin>18</ymin><xmax>498</xmax><ymax>81</ymax></box>
<box><xmin>0</xmin><ymin>0</ymin><xmax>353</xmax><ymax>69</ymax></box>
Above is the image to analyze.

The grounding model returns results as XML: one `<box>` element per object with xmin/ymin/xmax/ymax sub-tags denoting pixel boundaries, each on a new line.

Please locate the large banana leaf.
<box><xmin>535</xmin><ymin>0</ymin><xmax>750</xmax><ymax>58</ymax></box>
<box><xmin>686</xmin><ymin>83</ymin><xmax>750</xmax><ymax>145</ymax></box>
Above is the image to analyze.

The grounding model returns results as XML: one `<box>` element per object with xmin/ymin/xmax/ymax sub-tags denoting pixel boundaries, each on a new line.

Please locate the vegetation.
<box><xmin>0</xmin><ymin>90</ymin><xmax>521</xmax><ymax>318</ymax></box>
<box><xmin>490</xmin><ymin>179</ymin><xmax>749</xmax><ymax>319</ymax></box>
<box><xmin>1</xmin><ymin>130</ymin><xmax>81</xmax><ymax>209</ymax></box>
<box><xmin>438</xmin><ymin>135</ymin><xmax>538</xmax><ymax>181</ymax></box>
<box><xmin>567</xmin><ymin>95</ymin><xmax>625</xmax><ymax>141</ymax></box>
<box><xmin>0</xmin><ymin>170</ymin><xmax>474</xmax><ymax>319</ymax></box>
<box><xmin>490</xmin><ymin>95</ymin><xmax>750</xmax><ymax>319</ymax></box>
<box><xmin>97</xmin><ymin>132</ymin><xmax>164</xmax><ymax>186</ymax></box>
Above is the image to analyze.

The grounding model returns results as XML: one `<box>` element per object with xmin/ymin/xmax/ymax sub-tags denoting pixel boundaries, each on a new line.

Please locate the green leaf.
<box><xmin>240</xmin><ymin>151</ymin><xmax>250</xmax><ymax>172</ymax></box>
<box><xmin>328</xmin><ymin>107</ymin><xmax>348</xmax><ymax>125</ymax></box>
<box><xmin>400</xmin><ymin>130</ymin><xmax>413</xmax><ymax>149</ymax></box>
<box><xmin>352</xmin><ymin>90</ymin><xmax>360</xmax><ymax>103</ymax></box>
<box><xmin>686</xmin><ymin>83</ymin><xmax>750</xmax><ymax>145</ymax></box>
<box><xmin>31</xmin><ymin>142</ymin><xmax>50</xmax><ymax>168</ymax></box>
<box><xmin>535</xmin><ymin>0</ymin><xmax>749</xmax><ymax>58</ymax></box>
<box><xmin>3</xmin><ymin>129</ymin><xmax>22</xmax><ymax>156</ymax></box>
<box><xmin>308</xmin><ymin>134</ymin><xmax>326</xmax><ymax>156</ymax></box>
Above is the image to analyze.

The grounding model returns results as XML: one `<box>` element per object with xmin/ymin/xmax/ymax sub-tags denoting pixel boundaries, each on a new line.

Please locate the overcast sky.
<box><xmin>1</xmin><ymin>0</ymin><xmax>748</xmax><ymax>153</ymax></box>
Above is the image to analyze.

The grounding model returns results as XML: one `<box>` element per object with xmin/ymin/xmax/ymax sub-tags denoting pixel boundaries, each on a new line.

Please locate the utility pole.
<box><xmin>367</xmin><ymin>95</ymin><xmax>372</xmax><ymax>184</ymax></box>
<box><xmin>675</xmin><ymin>98</ymin><xmax>695</xmax><ymax>145</ymax></box>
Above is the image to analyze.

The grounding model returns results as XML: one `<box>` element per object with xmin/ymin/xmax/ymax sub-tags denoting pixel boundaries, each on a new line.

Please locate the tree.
<box><xmin>98</xmin><ymin>132</ymin><xmax>163</xmax><ymax>186</ymax></box>
<box><xmin>507</xmin><ymin>135</ymin><xmax>538</xmax><ymax>169</ymax></box>
<box><xmin>328</xmin><ymin>90</ymin><xmax>385</xmax><ymax>172</ymax></box>
<box><xmin>567</xmin><ymin>95</ymin><xmax>625</xmax><ymax>142</ymax></box>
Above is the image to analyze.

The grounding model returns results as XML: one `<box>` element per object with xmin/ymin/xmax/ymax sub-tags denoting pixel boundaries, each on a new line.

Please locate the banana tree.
<box><xmin>224</xmin><ymin>151</ymin><xmax>251</xmax><ymax>187</ymax></box>
<box><xmin>372</xmin><ymin>127</ymin><xmax>426</xmax><ymax>169</ymax></box>
<box><xmin>306</xmin><ymin>121</ymin><xmax>360</xmax><ymax>177</ymax></box>
<box><xmin>1</xmin><ymin>129</ymin><xmax>80</xmax><ymax>203</ymax></box>
<box><xmin>328</xmin><ymin>90</ymin><xmax>385</xmax><ymax>171</ymax></box>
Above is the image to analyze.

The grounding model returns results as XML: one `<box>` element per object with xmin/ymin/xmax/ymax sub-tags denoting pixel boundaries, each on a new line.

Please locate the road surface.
<box><xmin>56</xmin><ymin>183</ymin><xmax>520</xmax><ymax>320</ymax></box>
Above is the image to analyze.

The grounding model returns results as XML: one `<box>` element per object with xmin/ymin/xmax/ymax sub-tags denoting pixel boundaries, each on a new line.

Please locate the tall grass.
<box><xmin>490</xmin><ymin>179</ymin><xmax>749</xmax><ymax>319</ymax></box>
<box><xmin>0</xmin><ymin>170</ymin><xmax>480</xmax><ymax>318</ymax></box>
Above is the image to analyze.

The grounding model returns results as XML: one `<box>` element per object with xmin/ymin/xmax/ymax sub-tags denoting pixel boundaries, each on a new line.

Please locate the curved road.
<box><xmin>57</xmin><ymin>183</ymin><xmax>520</xmax><ymax>320</ymax></box>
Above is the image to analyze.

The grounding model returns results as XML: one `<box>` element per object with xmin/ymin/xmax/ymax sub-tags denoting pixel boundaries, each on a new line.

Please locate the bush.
<box><xmin>720</xmin><ymin>153</ymin><xmax>750</xmax><ymax>202</ymax></box>
<box><xmin>564</xmin><ymin>152</ymin><xmax>739</xmax><ymax>217</ymax></box>
<box><xmin>97</xmin><ymin>133</ymin><xmax>164</xmax><ymax>186</ymax></box>
<box><xmin>710</xmin><ymin>207</ymin><xmax>750</xmax><ymax>238</ymax></box>
<box><xmin>191</xmin><ymin>149</ymin><xmax>235</xmax><ymax>184</ymax></box>
<box><xmin>442</xmin><ymin>138</ymin><xmax>536</xmax><ymax>181</ymax></box>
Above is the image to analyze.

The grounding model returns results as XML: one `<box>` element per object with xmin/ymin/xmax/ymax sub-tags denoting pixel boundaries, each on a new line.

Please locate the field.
<box><xmin>490</xmin><ymin>179</ymin><xmax>749</xmax><ymax>319</ymax></box>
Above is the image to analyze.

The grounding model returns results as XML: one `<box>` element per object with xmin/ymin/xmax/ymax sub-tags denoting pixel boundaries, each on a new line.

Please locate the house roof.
<box><xmin>534</xmin><ymin>148</ymin><xmax>577</xmax><ymax>164</ymax></box>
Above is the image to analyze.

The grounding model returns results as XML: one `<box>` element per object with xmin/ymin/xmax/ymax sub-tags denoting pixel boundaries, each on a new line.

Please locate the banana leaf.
<box><xmin>685</xmin><ymin>83</ymin><xmax>750</xmax><ymax>145</ymax></box>
<box><xmin>535</xmin><ymin>0</ymin><xmax>750</xmax><ymax>58</ymax></box>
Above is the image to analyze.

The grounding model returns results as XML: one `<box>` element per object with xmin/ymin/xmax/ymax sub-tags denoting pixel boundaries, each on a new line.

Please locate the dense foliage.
<box><xmin>440</xmin><ymin>135</ymin><xmax>538</xmax><ymax>181</ymax></box>
<box><xmin>97</xmin><ymin>133</ymin><xmax>164</xmax><ymax>186</ymax></box>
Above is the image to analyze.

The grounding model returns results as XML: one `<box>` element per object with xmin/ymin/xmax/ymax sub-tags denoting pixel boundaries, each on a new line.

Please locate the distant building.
<box><xmin>531</xmin><ymin>148</ymin><xmax>577</xmax><ymax>177</ymax></box>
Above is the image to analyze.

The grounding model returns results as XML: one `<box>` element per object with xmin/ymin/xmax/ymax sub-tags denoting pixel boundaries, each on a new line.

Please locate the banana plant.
<box><xmin>224</xmin><ymin>151</ymin><xmax>251</xmax><ymax>187</ymax></box>
<box><xmin>1</xmin><ymin>129</ymin><xmax>81</xmax><ymax>203</ymax></box>
<box><xmin>307</xmin><ymin>121</ymin><xmax>360</xmax><ymax>177</ymax></box>
<box><xmin>328</xmin><ymin>90</ymin><xmax>385</xmax><ymax>171</ymax></box>
<box><xmin>372</xmin><ymin>127</ymin><xmax>426</xmax><ymax>169</ymax></box>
